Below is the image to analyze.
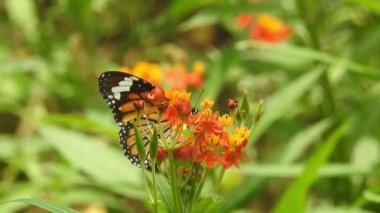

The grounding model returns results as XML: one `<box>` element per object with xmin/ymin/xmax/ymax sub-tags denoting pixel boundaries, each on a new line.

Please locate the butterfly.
<box><xmin>98</xmin><ymin>71</ymin><xmax>172</xmax><ymax>168</ymax></box>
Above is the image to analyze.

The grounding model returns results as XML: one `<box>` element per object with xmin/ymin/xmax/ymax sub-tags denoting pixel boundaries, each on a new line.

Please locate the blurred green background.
<box><xmin>1</xmin><ymin>0</ymin><xmax>380</xmax><ymax>212</ymax></box>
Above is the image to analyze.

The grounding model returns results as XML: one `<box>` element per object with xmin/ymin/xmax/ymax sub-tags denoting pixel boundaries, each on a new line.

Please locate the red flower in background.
<box><xmin>121</xmin><ymin>61</ymin><xmax>205</xmax><ymax>90</ymax></box>
<box><xmin>236</xmin><ymin>13</ymin><xmax>254</xmax><ymax>28</ymax></box>
<box><xmin>120</xmin><ymin>61</ymin><xmax>162</xmax><ymax>85</ymax></box>
<box><xmin>236</xmin><ymin>13</ymin><xmax>291</xmax><ymax>43</ymax></box>
<box><xmin>165</xmin><ymin>61</ymin><xmax>205</xmax><ymax>89</ymax></box>
<box><xmin>250</xmin><ymin>14</ymin><xmax>291</xmax><ymax>43</ymax></box>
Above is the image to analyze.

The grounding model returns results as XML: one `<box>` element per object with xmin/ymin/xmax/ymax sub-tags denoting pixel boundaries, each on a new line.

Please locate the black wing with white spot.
<box><xmin>98</xmin><ymin>71</ymin><xmax>155</xmax><ymax>126</ymax></box>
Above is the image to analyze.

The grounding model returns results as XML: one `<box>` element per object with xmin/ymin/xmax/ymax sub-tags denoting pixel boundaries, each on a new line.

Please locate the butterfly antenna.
<box><xmin>194</xmin><ymin>89</ymin><xmax>205</xmax><ymax>107</ymax></box>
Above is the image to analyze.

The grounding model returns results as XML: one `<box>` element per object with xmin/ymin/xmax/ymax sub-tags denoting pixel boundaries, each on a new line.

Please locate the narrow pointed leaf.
<box><xmin>2</xmin><ymin>198</ymin><xmax>78</xmax><ymax>213</ymax></box>
<box><xmin>132</xmin><ymin>121</ymin><xmax>146</xmax><ymax>163</ymax></box>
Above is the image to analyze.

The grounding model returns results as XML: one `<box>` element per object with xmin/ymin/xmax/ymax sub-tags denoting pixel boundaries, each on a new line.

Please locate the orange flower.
<box><xmin>164</xmin><ymin>62</ymin><xmax>205</xmax><ymax>89</ymax></box>
<box><xmin>186</xmin><ymin>72</ymin><xmax>203</xmax><ymax>88</ymax></box>
<box><xmin>146</xmin><ymin>86</ymin><xmax>168</xmax><ymax>110</ymax></box>
<box><xmin>174</xmin><ymin>145</ymin><xmax>197</xmax><ymax>161</ymax></box>
<box><xmin>191</xmin><ymin>113</ymin><xmax>223</xmax><ymax>137</ymax></box>
<box><xmin>222</xmin><ymin>127</ymin><xmax>251</xmax><ymax>168</ymax></box>
<box><xmin>162</xmin><ymin>89</ymin><xmax>192</xmax><ymax>126</ymax></box>
<box><xmin>193</xmin><ymin>134</ymin><xmax>226</xmax><ymax>168</ymax></box>
<box><xmin>236</xmin><ymin>13</ymin><xmax>254</xmax><ymax>29</ymax></box>
<box><xmin>165</xmin><ymin>68</ymin><xmax>188</xmax><ymax>89</ymax></box>
<box><xmin>250</xmin><ymin>14</ymin><xmax>291</xmax><ymax>43</ymax></box>
<box><xmin>200</xmin><ymin>98</ymin><xmax>214</xmax><ymax>110</ymax></box>
<box><xmin>187</xmin><ymin>61</ymin><xmax>205</xmax><ymax>88</ymax></box>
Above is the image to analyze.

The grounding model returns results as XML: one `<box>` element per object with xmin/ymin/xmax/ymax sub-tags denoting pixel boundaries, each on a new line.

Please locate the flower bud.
<box><xmin>227</xmin><ymin>99</ymin><xmax>238</xmax><ymax>110</ymax></box>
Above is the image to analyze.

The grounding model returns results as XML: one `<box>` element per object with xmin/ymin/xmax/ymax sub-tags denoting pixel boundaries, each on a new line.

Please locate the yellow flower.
<box><xmin>193</xmin><ymin>61</ymin><xmax>205</xmax><ymax>74</ymax></box>
<box><xmin>165</xmin><ymin>88</ymin><xmax>191</xmax><ymax>105</ymax></box>
<box><xmin>201</xmin><ymin>98</ymin><xmax>214</xmax><ymax>110</ymax></box>
<box><xmin>205</xmin><ymin>133</ymin><xmax>220</xmax><ymax>147</ymax></box>
<box><xmin>228</xmin><ymin>127</ymin><xmax>251</xmax><ymax>147</ymax></box>
<box><xmin>218</xmin><ymin>114</ymin><xmax>232</xmax><ymax>127</ymax></box>
<box><xmin>121</xmin><ymin>61</ymin><xmax>162</xmax><ymax>85</ymax></box>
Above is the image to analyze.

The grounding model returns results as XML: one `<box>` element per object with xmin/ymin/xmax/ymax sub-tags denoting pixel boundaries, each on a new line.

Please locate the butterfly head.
<box><xmin>191</xmin><ymin>107</ymin><xmax>199</xmax><ymax>115</ymax></box>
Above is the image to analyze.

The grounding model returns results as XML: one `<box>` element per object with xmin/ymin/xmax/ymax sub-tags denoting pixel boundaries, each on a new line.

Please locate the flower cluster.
<box><xmin>120</xmin><ymin>61</ymin><xmax>205</xmax><ymax>90</ymax></box>
<box><xmin>143</xmin><ymin>87</ymin><xmax>255</xmax><ymax>170</ymax></box>
<box><xmin>131</xmin><ymin>82</ymin><xmax>263</xmax><ymax>213</ymax></box>
<box><xmin>236</xmin><ymin>13</ymin><xmax>291</xmax><ymax>43</ymax></box>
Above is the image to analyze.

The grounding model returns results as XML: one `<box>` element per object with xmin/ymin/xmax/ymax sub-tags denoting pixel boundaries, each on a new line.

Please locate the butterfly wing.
<box><xmin>99</xmin><ymin>71</ymin><xmax>171</xmax><ymax>168</ymax></box>
<box><xmin>119</xmin><ymin>116</ymin><xmax>172</xmax><ymax>168</ymax></box>
<box><xmin>98</xmin><ymin>71</ymin><xmax>155</xmax><ymax>126</ymax></box>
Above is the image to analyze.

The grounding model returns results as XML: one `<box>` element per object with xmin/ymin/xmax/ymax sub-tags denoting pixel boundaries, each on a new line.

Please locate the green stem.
<box><xmin>141</xmin><ymin>160</ymin><xmax>153</xmax><ymax>202</ymax></box>
<box><xmin>168</xmin><ymin>149</ymin><xmax>182</xmax><ymax>212</ymax></box>
<box><xmin>151</xmin><ymin>160</ymin><xmax>158</xmax><ymax>213</ymax></box>
<box><xmin>213</xmin><ymin>167</ymin><xmax>226</xmax><ymax>194</ymax></box>
<box><xmin>190</xmin><ymin>168</ymin><xmax>209</xmax><ymax>213</ymax></box>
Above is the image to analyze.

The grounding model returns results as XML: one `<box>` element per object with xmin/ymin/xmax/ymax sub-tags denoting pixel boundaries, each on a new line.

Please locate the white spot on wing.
<box><xmin>112</xmin><ymin>86</ymin><xmax>130</xmax><ymax>93</ymax></box>
<box><xmin>114</xmin><ymin>93</ymin><xmax>121</xmax><ymax>100</ymax></box>
<box><xmin>119</xmin><ymin>80</ymin><xmax>133</xmax><ymax>86</ymax></box>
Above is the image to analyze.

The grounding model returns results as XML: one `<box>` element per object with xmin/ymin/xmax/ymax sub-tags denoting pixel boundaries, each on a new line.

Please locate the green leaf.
<box><xmin>42</xmin><ymin>113</ymin><xmax>116</xmax><ymax>137</ymax></box>
<box><xmin>0</xmin><ymin>183</ymin><xmax>40</xmax><ymax>213</ymax></box>
<box><xmin>218</xmin><ymin>119</ymin><xmax>331</xmax><ymax>213</ymax></box>
<box><xmin>1</xmin><ymin>198</ymin><xmax>78</xmax><ymax>213</ymax></box>
<box><xmin>273</xmin><ymin>120</ymin><xmax>352</xmax><ymax>213</ymax></box>
<box><xmin>251</xmin><ymin>67</ymin><xmax>323</xmax><ymax>143</ymax></box>
<box><xmin>204</xmin><ymin>46</ymin><xmax>239</xmax><ymax>99</ymax></box>
<box><xmin>237</xmin><ymin>163</ymin><xmax>372</xmax><ymax>178</ymax></box>
<box><xmin>237</xmin><ymin>41</ymin><xmax>380</xmax><ymax>79</ymax></box>
<box><xmin>280</xmin><ymin>119</ymin><xmax>332</xmax><ymax>163</ymax></box>
<box><xmin>131</xmin><ymin>121</ymin><xmax>146</xmax><ymax>163</ymax></box>
<box><xmin>167</xmin><ymin>0</ymin><xmax>222</xmax><ymax>20</ymax></box>
<box><xmin>351</xmin><ymin>0</ymin><xmax>380</xmax><ymax>15</ymax></box>
<box><xmin>156</xmin><ymin>175</ymin><xmax>174</xmax><ymax>213</ymax></box>
<box><xmin>194</xmin><ymin>195</ymin><xmax>224</xmax><ymax>213</ymax></box>
<box><xmin>4</xmin><ymin>0</ymin><xmax>38</xmax><ymax>42</ymax></box>
<box><xmin>345</xmin><ymin>96</ymin><xmax>380</xmax><ymax>144</ymax></box>
<box><xmin>239</xmin><ymin>93</ymin><xmax>250</xmax><ymax>119</ymax></box>
<box><xmin>39</xmin><ymin>125</ymin><xmax>144</xmax><ymax>198</ymax></box>
<box><xmin>351</xmin><ymin>136</ymin><xmax>380</xmax><ymax>171</ymax></box>
<box><xmin>363</xmin><ymin>190</ymin><xmax>380</xmax><ymax>204</ymax></box>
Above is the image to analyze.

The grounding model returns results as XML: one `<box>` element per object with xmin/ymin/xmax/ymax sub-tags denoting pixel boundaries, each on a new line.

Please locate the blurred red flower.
<box><xmin>174</xmin><ymin>145</ymin><xmax>197</xmax><ymax>161</ymax></box>
<box><xmin>236</xmin><ymin>13</ymin><xmax>254</xmax><ymax>28</ymax></box>
<box><xmin>164</xmin><ymin>61</ymin><xmax>205</xmax><ymax>89</ymax></box>
<box><xmin>250</xmin><ymin>14</ymin><xmax>291</xmax><ymax>43</ymax></box>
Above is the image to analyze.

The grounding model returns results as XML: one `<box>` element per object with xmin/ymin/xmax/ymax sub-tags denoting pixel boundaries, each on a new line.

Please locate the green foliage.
<box><xmin>0</xmin><ymin>0</ymin><xmax>380</xmax><ymax>212</ymax></box>
<box><xmin>2</xmin><ymin>198</ymin><xmax>78</xmax><ymax>213</ymax></box>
